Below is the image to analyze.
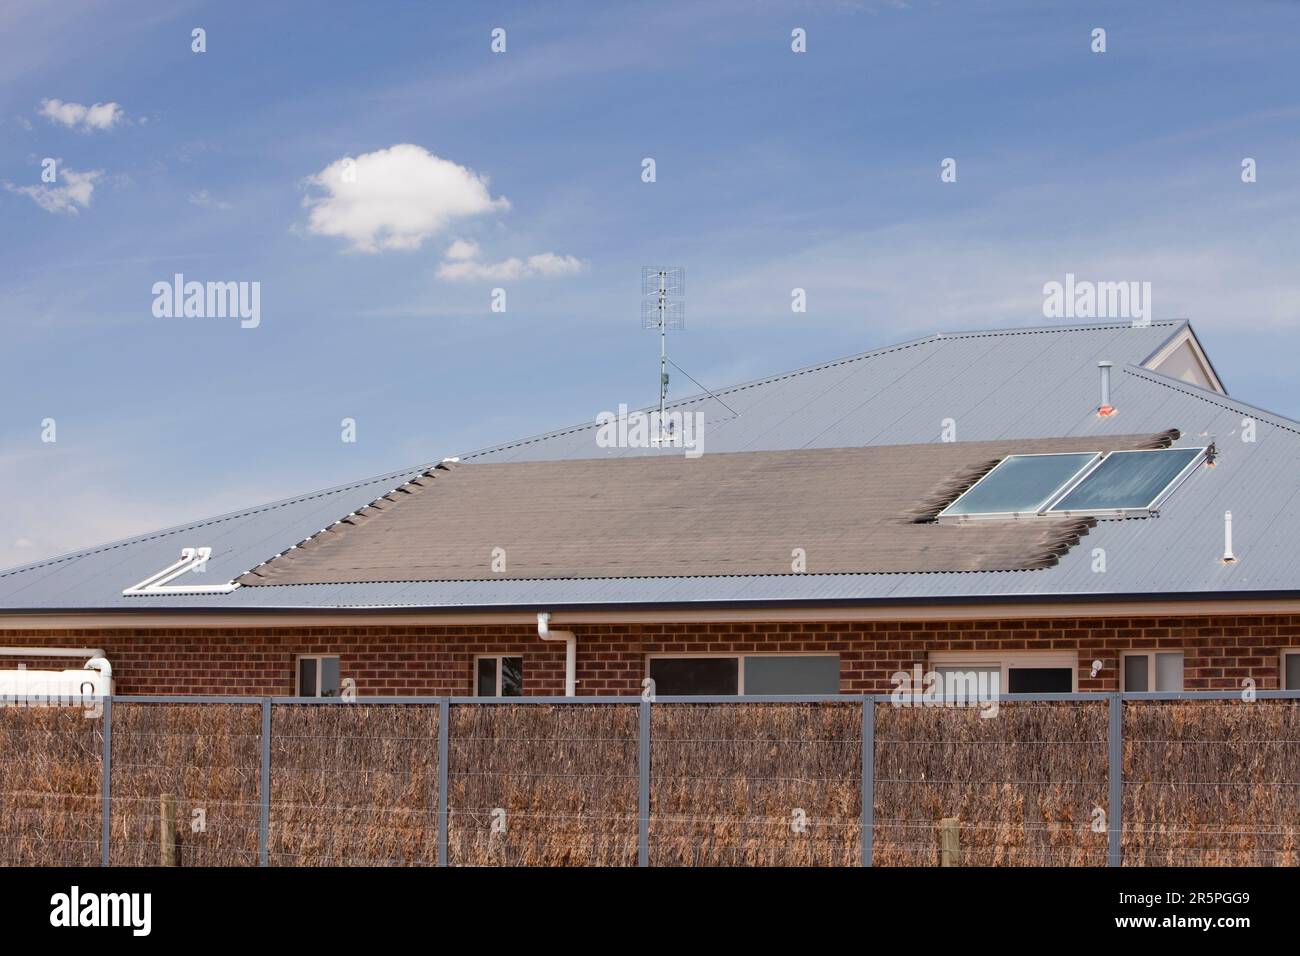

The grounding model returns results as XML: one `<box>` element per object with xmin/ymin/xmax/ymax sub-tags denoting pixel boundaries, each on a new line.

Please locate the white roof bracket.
<box><xmin>122</xmin><ymin>547</ymin><xmax>238</xmax><ymax>596</ymax></box>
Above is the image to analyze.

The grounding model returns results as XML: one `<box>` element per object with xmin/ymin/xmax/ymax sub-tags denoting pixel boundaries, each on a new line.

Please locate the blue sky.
<box><xmin>3</xmin><ymin>0</ymin><xmax>1300</xmax><ymax>567</ymax></box>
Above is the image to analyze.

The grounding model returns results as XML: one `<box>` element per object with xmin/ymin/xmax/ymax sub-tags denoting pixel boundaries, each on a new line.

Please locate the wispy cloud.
<box><xmin>38</xmin><ymin>97</ymin><xmax>124</xmax><ymax>131</ymax></box>
<box><xmin>188</xmin><ymin>189</ymin><xmax>232</xmax><ymax>210</ymax></box>
<box><xmin>4</xmin><ymin>166</ymin><xmax>101</xmax><ymax>214</ymax></box>
<box><xmin>436</xmin><ymin>238</ymin><xmax>584</xmax><ymax>281</ymax></box>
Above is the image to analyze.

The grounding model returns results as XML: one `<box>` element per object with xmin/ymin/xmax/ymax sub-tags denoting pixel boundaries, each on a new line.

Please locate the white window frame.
<box><xmin>1280</xmin><ymin>649</ymin><xmax>1300</xmax><ymax>691</ymax></box>
<box><xmin>473</xmin><ymin>654</ymin><xmax>524</xmax><ymax>697</ymax></box>
<box><xmin>294</xmin><ymin>654</ymin><xmax>340</xmax><ymax>697</ymax></box>
<box><xmin>1045</xmin><ymin>447</ymin><xmax>1208</xmax><ymax>519</ymax></box>
<box><xmin>928</xmin><ymin>651</ymin><xmax>1078</xmax><ymax>693</ymax></box>
<box><xmin>1121</xmin><ymin>649</ymin><xmax>1185</xmax><ymax>692</ymax></box>
<box><xmin>938</xmin><ymin>447</ymin><xmax>1209</xmax><ymax>522</ymax></box>
<box><xmin>937</xmin><ymin>452</ymin><xmax>1101</xmax><ymax>522</ymax></box>
<box><xmin>645</xmin><ymin>652</ymin><xmax>840</xmax><ymax>696</ymax></box>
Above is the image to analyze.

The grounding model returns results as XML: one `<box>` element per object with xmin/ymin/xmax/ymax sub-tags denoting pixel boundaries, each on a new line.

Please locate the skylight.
<box><xmin>1046</xmin><ymin>447</ymin><xmax>1206</xmax><ymax>516</ymax></box>
<box><xmin>937</xmin><ymin>447</ymin><xmax>1207</xmax><ymax>522</ymax></box>
<box><xmin>938</xmin><ymin>453</ymin><xmax>1099</xmax><ymax>519</ymax></box>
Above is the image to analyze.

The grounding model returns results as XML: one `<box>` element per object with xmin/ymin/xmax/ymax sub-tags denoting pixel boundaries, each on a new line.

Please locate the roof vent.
<box><xmin>1222</xmin><ymin>510</ymin><xmax>1237</xmax><ymax>564</ymax></box>
<box><xmin>1097</xmin><ymin>361</ymin><xmax>1116</xmax><ymax>417</ymax></box>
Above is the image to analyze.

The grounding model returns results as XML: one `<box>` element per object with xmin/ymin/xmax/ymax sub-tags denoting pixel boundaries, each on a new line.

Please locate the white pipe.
<box><xmin>0</xmin><ymin>646</ymin><xmax>106</xmax><ymax>659</ymax></box>
<box><xmin>537</xmin><ymin>612</ymin><xmax>577</xmax><ymax>697</ymax></box>
<box><xmin>1223</xmin><ymin>510</ymin><xmax>1237</xmax><ymax>563</ymax></box>
<box><xmin>85</xmin><ymin>657</ymin><xmax>112</xmax><ymax>681</ymax></box>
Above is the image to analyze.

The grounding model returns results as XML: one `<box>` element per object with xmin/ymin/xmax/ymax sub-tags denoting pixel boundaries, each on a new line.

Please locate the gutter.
<box><xmin>3</xmin><ymin>590</ymin><xmax>1300</xmax><ymax>629</ymax></box>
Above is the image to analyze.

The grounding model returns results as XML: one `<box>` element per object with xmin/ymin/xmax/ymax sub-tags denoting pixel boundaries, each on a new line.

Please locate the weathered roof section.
<box><xmin>237</xmin><ymin>434</ymin><xmax>1175</xmax><ymax>585</ymax></box>
<box><xmin>1</xmin><ymin>319</ymin><xmax>1295</xmax><ymax>610</ymax></box>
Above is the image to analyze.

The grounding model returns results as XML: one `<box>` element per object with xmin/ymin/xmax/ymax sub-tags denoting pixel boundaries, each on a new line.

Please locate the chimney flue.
<box><xmin>1222</xmin><ymin>510</ymin><xmax>1237</xmax><ymax>564</ymax></box>
<box><xmin>1097</xmin><ymin>361</ymin><xmax>1115</xmax><ymax>417</ymax></box>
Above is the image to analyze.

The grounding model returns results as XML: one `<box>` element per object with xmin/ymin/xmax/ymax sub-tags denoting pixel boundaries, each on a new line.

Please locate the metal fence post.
<box><xmin>100</xmin><ymin>696</ymin><xmax>112</xmax><ymax>867</ymax></box>
<box><xmin>438</xmin><ymin>699</ymin><xmax>449</xmax><ymax>866</ymax></box>
<box><xmin>260</xmin><ymin>698</ymin><xmax>271</xmax><ymax>867</ymax></box>
<box><xmin>638</xmin><ymin>699</ymin><xmax>650</xmax><ymax>867</ymax></box>
<box><xmin>1108</xmin><ymin>693</ymin><xmax>1122</xmax><ymax>868</ymax></box>
<box><xmin>861</xmin><ymin>697</ymin><xmax>874</xmax><ymax>867</ymax></box>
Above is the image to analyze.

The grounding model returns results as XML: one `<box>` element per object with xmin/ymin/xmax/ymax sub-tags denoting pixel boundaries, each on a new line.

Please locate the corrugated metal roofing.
<box><xmin>1</xmin><ymin>319</ymin><xmax>1294</xmax><ymax>610</ymax></box>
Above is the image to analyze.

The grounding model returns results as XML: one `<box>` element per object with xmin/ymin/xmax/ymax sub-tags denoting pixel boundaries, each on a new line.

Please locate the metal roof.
<box><xmin>2</xmin><ymin>319</ymin><xmax>1294</xmax><ymax>611</ymax></box>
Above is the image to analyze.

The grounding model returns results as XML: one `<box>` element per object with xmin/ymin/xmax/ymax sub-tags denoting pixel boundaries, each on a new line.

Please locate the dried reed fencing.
<box><xmin>1122</xmin><ymin>701</ymin><xmax>1300</xmax><ymax>866</ymax></box>
<box><xmin>2</xmin><ymin>694</ymin><xmax>1299</xmax><ymax>867</ymax></box>
<box><xmin>875</xmin><ymin>701</ymin><xmax>1108</xmax><ymax>866</ymax></box>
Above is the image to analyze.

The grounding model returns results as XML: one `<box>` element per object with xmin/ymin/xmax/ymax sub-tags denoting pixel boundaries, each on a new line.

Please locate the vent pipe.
<box><xmin>1222</xmin><ymin>511</ymin><xmax>1237</xmax><ymax>564</ymax></box>
<box><xmin>1097</xmin><ymin>361</ymin><xmax>1116</xmax><ymax>417</ymax></box>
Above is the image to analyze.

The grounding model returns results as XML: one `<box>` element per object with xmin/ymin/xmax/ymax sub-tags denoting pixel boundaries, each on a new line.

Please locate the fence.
<box><xmin>1</xmin><ymin>691</ymin><xmax>1298</xmax><ymax>867</ymax></box>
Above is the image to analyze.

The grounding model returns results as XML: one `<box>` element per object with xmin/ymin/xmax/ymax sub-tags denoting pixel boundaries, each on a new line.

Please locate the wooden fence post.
<box><xmin>939</xmin><ymin>817</ymin><xmax>960</xmax><ymax>867</ymax></box>
<box><xmin>160</xmin><ymin>793</ymin><xmax>178</xmax><ymax>866</ymax></box>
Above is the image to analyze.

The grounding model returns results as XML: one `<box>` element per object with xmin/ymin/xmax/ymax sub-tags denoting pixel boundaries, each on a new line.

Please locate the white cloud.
<box><xmin>38</xmin><ymin>97</ymin><xmax>124</xmax><ymax>131</ymax></box>
<box><xmin>445</xmin><ymin>238</ymin><xmax>480</xmax><ymax>260</ymax></box>
<box><xmin>301</xmin><ymin>144</ymin><xmax>509</xmax><ymax>253</ymax></box>
<box><xmin>436</xmin><ymin>239</ymin><xmax>584</xmax><ymax>281</ymax></box>
<box><xmin>189</xmin><ymin>189</ymin><xmax>231</xmax><ymax>210</ymax></box>
<box><xmin>4</xmin><ymin>166</ymin><xmax>101</xmax><ymax>214</ymax></box>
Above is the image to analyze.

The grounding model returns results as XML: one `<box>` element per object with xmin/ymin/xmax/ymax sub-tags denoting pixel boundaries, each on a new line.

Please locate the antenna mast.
<box><xmin>641</xmin><ymin>267</ymin><xmax>684</xmax><ymax>444</ymax></box>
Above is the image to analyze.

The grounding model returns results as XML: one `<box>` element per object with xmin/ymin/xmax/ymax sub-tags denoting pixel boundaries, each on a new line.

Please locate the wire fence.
<box><xmin>1</xmin><ymin>692</ymin><xmax>1299</xmax><ymax>867</ymax></box>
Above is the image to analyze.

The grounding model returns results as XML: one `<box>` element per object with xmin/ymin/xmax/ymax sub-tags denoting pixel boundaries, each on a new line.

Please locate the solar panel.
<box><xmin>1046</xmin><ymin>447</ymin><xmax>1205</xmax><ymax>515</ymax></box>
<box><xmin>938</xmin><ymin>453</ymin><xmax>1099</xmax><ymax>519</ymax></box>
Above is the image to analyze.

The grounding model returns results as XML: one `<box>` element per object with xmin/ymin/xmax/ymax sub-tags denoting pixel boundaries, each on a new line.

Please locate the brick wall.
<box><xmin>0</xmin><ymin>614</ymin><xmax>1293</xmax><ymax>696</ymax></box>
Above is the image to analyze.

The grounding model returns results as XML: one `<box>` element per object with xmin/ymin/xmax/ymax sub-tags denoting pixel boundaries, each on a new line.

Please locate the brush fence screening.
<box><xmin>1</xmin><ymin>696</ymin><xmax>1297</xmax><ymax>866</ymax></box>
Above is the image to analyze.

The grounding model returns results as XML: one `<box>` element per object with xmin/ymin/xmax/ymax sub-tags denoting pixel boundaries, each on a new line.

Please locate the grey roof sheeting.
<box><xmin>0</xmin><ymin>319</ymin><xmax>1294</xmax><ymax>610</ymax></box>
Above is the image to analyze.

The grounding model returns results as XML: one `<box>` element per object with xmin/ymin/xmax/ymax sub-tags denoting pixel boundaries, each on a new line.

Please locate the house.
<box><xmin>2</xmin><ymin>319</ymin><xmax>1297</xmax><ymax>700</ymax></box>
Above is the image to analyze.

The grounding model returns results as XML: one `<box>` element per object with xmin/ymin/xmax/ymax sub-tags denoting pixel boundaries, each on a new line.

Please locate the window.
<box><xmin>939</xmin><ymin>453</ymin><xmax>1099</xmax><ymax>519</ymax></box>
<box><xmin>475</xmin><ymin>656</ymin><xmax>523</xmax><ymax>697</ymax></box>
<box><xmin>296</xmin><ymin>655</ymin><xmax>340</xmax><ymax>697</ymax></box>
<box><xmin>930</xmin><ymin>652</ymin><xmax>1076</xmax><ymax>698</ymax></box>
<box><xmin>937</xmin><ymin>447</ymin><xmax>1207</xmax><ymax>522</ymax></box>
<box><xmin>1281</xmin><ymin>651</ymin><xmax>1300</xmax><ymax>691</ymax></box>
<box><xmin>647</xmin><ymin>654</ymin><xmax>839</xmax><ymax>696</ymax></box>
<box><xmin>1122</xmin><ymin>651</ymin><xmax>1184</xmax><ymax>692</ymax></box>
<box><xmin>1047</xmin><ymin>448</ymin><xmax>1205</xmax><ymax>516</ymax></box>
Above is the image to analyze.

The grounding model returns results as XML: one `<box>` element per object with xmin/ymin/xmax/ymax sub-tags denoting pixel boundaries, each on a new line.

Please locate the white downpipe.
<box><xmin>537</xmin><ymin>612</ymin><xmax>577</xmax><ymax>697</ymax></box>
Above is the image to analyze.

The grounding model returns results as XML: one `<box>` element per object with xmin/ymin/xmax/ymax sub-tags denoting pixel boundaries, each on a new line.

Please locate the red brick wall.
<box><xmin>0</xmin><ymin>614</ymin><xmax>1292</xmax><ymax>696</ymax></box>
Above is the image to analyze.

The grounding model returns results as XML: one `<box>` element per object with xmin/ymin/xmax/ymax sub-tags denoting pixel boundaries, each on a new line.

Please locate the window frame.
<box><xmin>1280</xmin><ymin>649</ymin><xmax>1300</xmax><ymax>691</ymax></box>
<box><xmin>644</xmin><ymin>652</ymin><xmax>840</xmax><ymax>696</ymax></box>
<box><xmin>473</xmin><ymin>654</ymin><xmax>524</xmax><ymax>697</ymax></box>
<box><xmin>1120</xmin><ymin>649</ymin><xmax>1186</xmax><ymax>692</ymax></box>
<box><xmin>294</xmin><ymin>653</ymin><xmax>341</xmax><ymax>698</ymax></box>
<box><xmin>1044</xmin><ymin>447</ymin><xmax>1208</xmax><ymax>519</ymax></box>
<box><xmin>928</xmin><ymin>650</ymin><xmax>1078</xmax><ymax>694</ymax></box>
<box><xmin>937</xmin><ymin>447</ymin><xmax>1208</xmax><ymax>522</ymax></box>
<box><xmin>936</xmin><ymin>452</ymin><xmax>1101</xmax><ymax>522</ymax></box>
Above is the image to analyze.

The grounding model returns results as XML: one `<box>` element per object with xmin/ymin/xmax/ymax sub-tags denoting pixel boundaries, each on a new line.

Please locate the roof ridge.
<box><xmin>1123</xmin><ymin>365</ymin><xmax>1300</xmax><ymax>437</ymax></box>
<box><xmin>459</xmin><ymin>320</ymin><xmax>1181</xmax><ymax>461</ymax></box>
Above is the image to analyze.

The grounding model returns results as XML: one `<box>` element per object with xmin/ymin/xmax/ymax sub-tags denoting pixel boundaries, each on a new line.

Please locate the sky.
<box><xmin>2</xmin><ymin>0</ymin><xmax>1300</xmax><ymax>569</ymax></box>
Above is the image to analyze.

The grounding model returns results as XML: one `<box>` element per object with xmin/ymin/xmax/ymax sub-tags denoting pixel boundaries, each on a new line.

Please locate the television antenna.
<box><xmin>641</xmin><ymin>267</ymin><xmax>684</xmax><ymax>444</ymax></box>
